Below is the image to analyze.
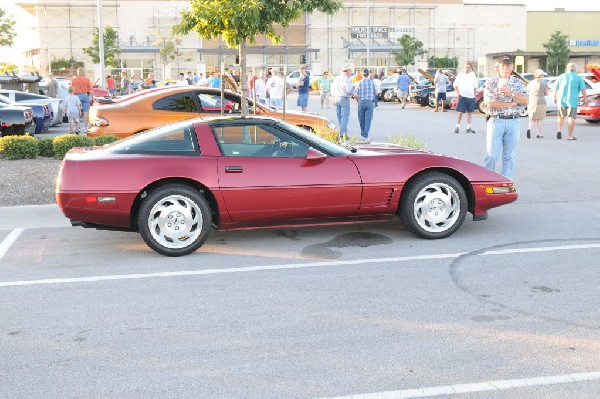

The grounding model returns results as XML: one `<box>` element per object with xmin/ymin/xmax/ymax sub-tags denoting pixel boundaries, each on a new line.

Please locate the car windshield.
<box><xmin>105</xmin><ymin>120</ymin><xmax>199</xmax><ymax>155</ymax></box>
<box><xmin>275</xmin><ymin>120</ymin><xmax>351</xmax><ymax>156</ymax></box>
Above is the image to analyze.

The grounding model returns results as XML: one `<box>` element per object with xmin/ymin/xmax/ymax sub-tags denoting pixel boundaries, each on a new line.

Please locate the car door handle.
<box><xmin>225</xmin><ymin>166</ymin><xmax>243</xmax><ymax>173</ymax></box>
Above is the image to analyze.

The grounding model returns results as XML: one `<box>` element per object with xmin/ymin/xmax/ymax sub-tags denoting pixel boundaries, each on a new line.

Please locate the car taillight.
<box><xmin>93</xmin><ymin>116</ymin><xmax>109</xmax><ymax>127</ymax></box>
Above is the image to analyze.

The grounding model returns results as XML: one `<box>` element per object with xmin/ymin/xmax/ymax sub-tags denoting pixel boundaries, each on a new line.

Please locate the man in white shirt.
<box><xmin>176</xmin><ymin>72</ymin><xmax>189</xmax><ymax>86</ymax></box>
<box><xmin>266</xmin><ymin>70</ymin><xmax>285</xmax><ymax>108</ymax></box>
<box><xmin>254</xmin><ymin>71</ymin><xmax>267</xmax><ymax>105</ymax></box>
<box><xmin>331</xmin><ymin>64</ymin><xmax>354</xmax><ymax>142</ymax></box>
<box><xmin>453</xmin><ymin>61</ymin><xmax>478</xmax><ymax>133</ymax></box>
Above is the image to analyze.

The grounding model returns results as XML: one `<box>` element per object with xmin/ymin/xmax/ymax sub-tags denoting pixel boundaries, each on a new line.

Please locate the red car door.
<box><xmin>214</xmin><ymin>123</ymin><xmax>362</xmax><ymax>224</ymax></box>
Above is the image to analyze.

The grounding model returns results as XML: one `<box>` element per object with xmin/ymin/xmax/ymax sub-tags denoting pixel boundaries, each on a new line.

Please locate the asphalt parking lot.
<box><xmin>2</xmin><ymin>93</ymin><xmax>600</xmax><ymax>398</ymax></box>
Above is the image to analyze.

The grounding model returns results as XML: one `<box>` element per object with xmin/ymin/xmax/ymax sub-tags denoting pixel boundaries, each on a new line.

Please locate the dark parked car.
<box><xmin>0</xmin><ymin>94</ymin><xmax>51</xmax><ymax>134</ymax></box>
<box><xmin>57</xmin><ymin>116</ymin><xmax>518</xmax><ymax>257</ymax></box>
<box><xmin>0</xmin><ymin>101</ymin><xmax>36</xmax><ymax>137</ymax></box>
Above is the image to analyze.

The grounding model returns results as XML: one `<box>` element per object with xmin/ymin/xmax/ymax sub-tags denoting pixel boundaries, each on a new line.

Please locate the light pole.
<box><xmin>366</xmin><ymin>0</ymin><xmax>370</xmax><ymax>71</ymax></box>
<box><xmin>97</xmin><ymin>0</ymin><xmax>106</xmax><ymax>89</ymax></box>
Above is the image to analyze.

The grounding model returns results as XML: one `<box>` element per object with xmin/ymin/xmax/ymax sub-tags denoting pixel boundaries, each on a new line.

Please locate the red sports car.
<box><xmin>56</xmin><ymin>116</ymin><xmax>517</xmax><ymax>256</ymax></box>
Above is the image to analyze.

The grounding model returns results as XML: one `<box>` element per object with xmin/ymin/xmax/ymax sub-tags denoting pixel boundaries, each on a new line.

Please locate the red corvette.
<box><xmin>56</xmin><ymin>116</ymin><xmax>517</xmax><ymax>256</ymax></box>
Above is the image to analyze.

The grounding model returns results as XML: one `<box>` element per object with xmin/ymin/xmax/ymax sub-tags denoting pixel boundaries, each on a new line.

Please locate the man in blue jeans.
<box><xmin>354</xmin><ymin>68</ymin><xmax>376</xmax><ymax>144</ymax></box>
<box><xmin>483</xmin><ymin>55</ymin><xmax>528</xmax><ymax>179</ymax></box>
<box><xmin>297</xmin><ymin>66</ymin><xmax>310</xmax><ymax>112</ymax></box>
<box><xmin>331</xmin><ymin>65</ymin><xmax>354</xmax><ymax>143</ymax></box>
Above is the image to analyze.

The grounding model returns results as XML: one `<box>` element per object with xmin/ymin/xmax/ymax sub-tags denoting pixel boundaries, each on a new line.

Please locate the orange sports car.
<box><xmin>87</xmin><ymin>86</ymin><xmax>337</xmax><ymax>138</ymax></box>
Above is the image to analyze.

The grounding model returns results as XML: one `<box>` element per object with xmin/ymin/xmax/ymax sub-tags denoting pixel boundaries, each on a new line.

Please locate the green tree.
<box><xmin>0</xmin><ymin>62</ymin><xmax>19</xmax><ymax>75</ymax></box>
<box><xmin>543</xmin><ymin>30</ymin><xmax>570</xmax><ymax>76</ymax></box>
<box><xmin>428</xmin><ymin>55</ymin><xmax>459</xmax><ymax>70</ymax></box>
<box><xmin>0</xmin><ymin>7</ymin><xmax>17</xmax><ymax>47</ymax></box>
<box><xmin>174</xmin><ymin>0</ymin><xmax>343</xmax><ymax>117</ymax></box>
<box><xmin>391</xmin><ymin>34</ymin><xmax>427</xmax><ymax>68</ymax></box>
<box><xmin>83</xmin><ymin>25</ymin><xmax>121</xmax><ymax>68</ymax></box>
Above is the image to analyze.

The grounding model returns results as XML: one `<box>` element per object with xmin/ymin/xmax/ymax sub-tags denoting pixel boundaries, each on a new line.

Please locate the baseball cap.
<box><xmin>363</xmin><ymin>68</ymin><xmax>370</xmax><ymax>75</ymax></box>
<box><xmin>500</xmin><ymin>54</ymin><xmax>513</xmax><ymax>64</ymax></box>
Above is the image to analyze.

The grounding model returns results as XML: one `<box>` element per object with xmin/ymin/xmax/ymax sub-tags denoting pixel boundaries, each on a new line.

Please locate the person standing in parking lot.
<box><xmin>554</xmin><ymin>63</ymin><xmax>587</xmax><ymax>140</ymax></box>
<box><xmin>297</xmin><ymin>66</ymin><xmax>310</xmax><ymax>112</ymax></box>
<box><xmin>483</xmin><ymin>55</ymin><xmax>528</xmax><ymax>179</ymax></box>
<box><xmin>354</xmin><ymin>68</ymin><xmax>376</xmax><ymax>143</ymax></box>
<box><xmin>318</xmin><ymin>71</ymin><xmax>333</xmax><ymax>109</ymax></box>
<box><xmin>526</xmin><ymin>69</ymin><xmax>548</xmax><ymax>138</ymax></box>
<box><xmin>71</xmin><ymin>67</ymin><xmax>93</xmax><ymax>132</ymax></box>
<box><xmin>120</xmin><ymin>71</ymin><xmax>130</xmax><ymax>95</ymax></box>
<box><xmin>432</xmin><ymin>69</ymin><xmax>449</xmax><ymax>112</ymax></box>
<box><xmin>47</xmin><ymin>74</ymin><xmax>59</xmax><ymax>98</ymax></box>
<box><xmin>396</xmin><ymin>70</ymin><xmax>410</xmax><ymax>109</ymax></box>
<box><xmin>331</xmin><ymin>64</ymin><xmax>354</xmax><ymax>143</ymax></box>
<box><xmin>454</xmin><ymin>61</ymin><xmax>478</xmax><ymax>133</ymax></box>
<box><xmin>266</xmin><ymin>70</ymin><xmax>285</xmax><ymax>108</ymax></box>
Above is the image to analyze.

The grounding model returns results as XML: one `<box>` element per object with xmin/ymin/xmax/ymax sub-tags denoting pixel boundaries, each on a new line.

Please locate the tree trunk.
<box><xmin>239</xmin><ymin>41</ymin><xmax>249</xmax><ymax>117</ymax></box>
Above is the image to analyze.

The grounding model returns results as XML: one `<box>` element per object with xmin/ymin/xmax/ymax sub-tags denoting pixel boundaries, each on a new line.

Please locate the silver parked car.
<box><xmin>0</xmin><ymin>89</ymin><xmax>64</xmax><ymax>126</ymax></box>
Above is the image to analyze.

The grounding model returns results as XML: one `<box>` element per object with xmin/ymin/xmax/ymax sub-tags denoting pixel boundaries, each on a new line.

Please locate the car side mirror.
<box><xmin>304</xmin><ymin>147</ymin><xmax>326</xmax><ymax>164</ymax></box>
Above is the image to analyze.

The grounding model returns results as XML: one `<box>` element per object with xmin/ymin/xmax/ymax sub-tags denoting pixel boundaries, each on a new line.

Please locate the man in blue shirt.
<box><xmin>396</xmin><ymin>69</ymin><xmax>410</xmax><ymax>109</ymax></box>
<box><xmin>354</xmin><ymin>68</ymin><xmax>376</xmax><ymax>143</ymax></box>
<box><xmin>297</xmin><ymin>66</ymin><xmax>310</xmax><ymax>112</ymax></box>
<box><xmin>554</xmin><ymin>63</ymin><xmax>588</xmax><ymax>140</ymax></box>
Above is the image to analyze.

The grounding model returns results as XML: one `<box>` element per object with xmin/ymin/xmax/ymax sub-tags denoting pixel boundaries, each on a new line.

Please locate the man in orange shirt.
<box><xmin>352</xmin><ymin>69</ymin><xmax>363</xmax><ymax>85</ymax></box>
<box><xmin>71</xmin><ymin>67</ymin><xmax>93</xmax><ymax>132</ymax></box>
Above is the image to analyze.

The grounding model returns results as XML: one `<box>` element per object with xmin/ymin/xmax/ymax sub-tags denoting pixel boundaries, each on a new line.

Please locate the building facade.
<box><xmin>15</xmin><ymin>0</ymin><xmax>599</xmax><ymax>82</ymax></box>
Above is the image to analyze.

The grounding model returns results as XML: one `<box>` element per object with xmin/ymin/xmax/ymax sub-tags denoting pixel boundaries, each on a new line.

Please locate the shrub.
<box><xmin>93</xmin><ymin>135</ymin><xmax>119</xmax><ymax>146</ymax></box>
<box><xmin>0</xmin><ymin>136</ymin><xmax>40</xmax><ymax>160</ymax></box>
<box><xmin>385</xmin><ymin>135</ymin><xmax>428</xmax><ymax>150</ymax></box>
<box><xmin>37</xmin><ymin>137</ymin><xmax>55</xmax><ymax>157</ymax></box>
<box><xmin>52</xmin><ymin>134</ymin><xmax>94</xmax><ymax>159</ymax></box>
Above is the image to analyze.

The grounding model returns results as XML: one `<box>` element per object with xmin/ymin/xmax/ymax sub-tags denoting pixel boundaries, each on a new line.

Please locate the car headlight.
<box><xmin>326</xmin><ymin>120</ymin><xmax>336</xmax><ymax>130</ymax></box>
<box><xmin>485</xmin><ymin>185</ymin><xmax>516</xmax><ymax>194</ymax></box>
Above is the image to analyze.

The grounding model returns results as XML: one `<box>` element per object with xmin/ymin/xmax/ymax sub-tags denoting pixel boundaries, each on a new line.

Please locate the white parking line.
<box><xmin>315</xmin><ymin>371</ymin><xmax>600</xmax><ymax>398</ymax></box>
<box><xmin>0</xmin><ymin>228</ymin><xmax>24</xmax><ymax>263</ymax></box>
<box><xmin>0</xmin><ymin>242</ymin><xmax>599</xmax><ymax>288</ymax></box>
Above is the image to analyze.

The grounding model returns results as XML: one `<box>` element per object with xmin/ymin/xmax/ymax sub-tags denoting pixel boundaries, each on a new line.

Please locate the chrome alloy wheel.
<box><xmin>147</xmin><ymin>194</ymin><xmax>203</xmax><ymax>249</ymax></box>
<box><xmin>413</xmin><ymin>182</ymin><xmax>461</xmax><ymax>233</ymax></box>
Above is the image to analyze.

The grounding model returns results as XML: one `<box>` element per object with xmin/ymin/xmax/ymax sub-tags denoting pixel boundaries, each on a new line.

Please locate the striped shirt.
<box><xmin>354</xmin><ymin>77</ymin><xmax>376</xmax><ymax>101</ymax></box>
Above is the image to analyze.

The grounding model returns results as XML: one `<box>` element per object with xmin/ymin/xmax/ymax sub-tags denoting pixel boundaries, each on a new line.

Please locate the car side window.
<box><xmin>196</xmin><ymin>93</ymin><xmax>240</xmax><ymax>114</ymax></box>
<box><xmin>152</xmin><ymin>93</ymin><xmax>200</xmax><ymax>112</ymax></box>
<box><xmin>211</xmin><ymin>123</ymin><xmax>309</xmax><ymax>158</ymax></box>
<box><xmin>107</xmin><ymin>122</ymin><xmax>199</xmax><ymax>155</ymax></box>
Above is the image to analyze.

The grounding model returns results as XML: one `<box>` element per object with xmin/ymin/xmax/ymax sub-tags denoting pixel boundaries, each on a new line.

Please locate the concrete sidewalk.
<box><xmin>0</xmin><ymin>204</ymin><xmax>71</xmax><ymax>230</ymax></box>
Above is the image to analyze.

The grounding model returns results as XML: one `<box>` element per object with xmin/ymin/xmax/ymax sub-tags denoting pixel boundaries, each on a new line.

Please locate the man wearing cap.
<box><xmin>331</xmin><ymin>65</ymin><xmax>354</xmax><ymax>142</ymax></box>
<box><xmin>297</xmin><ymin>66</ymin><xmax>310</xmax><ymax>112</ymax></box>
<box><xmin>554</xmin><ymin>63</ymin><xmax>587</xmax><ymax>140</ymax></box>
<box><xmin>453</xmin><ymin>61</ymin><xmax>479</xmax><ymax>133</ymax></box>
<box><xmin>482</xmin><ymin>54</ymin><xmax>528</xmax><ymax>179</ymax></box>
<box><xmin>353</xmin><ymin>68</ymin><xmax>377</xmax><ymax>143</ymax></box>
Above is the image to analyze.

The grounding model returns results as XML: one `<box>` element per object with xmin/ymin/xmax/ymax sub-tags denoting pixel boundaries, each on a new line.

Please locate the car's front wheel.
<box><xmin>585</xmin><ymin>119</ymin><xmax>600</xmax><ymax>124</ymax></box>
<box><xmin>382</xmin><ymin>90</ymin><xmax>394</xmax><ymax>102</ymax></box>
<box><xmin>138</xmin><ymin>185</ymin><xmax>212</xmax><ymax>256</ymax></box>
<box><xmin>399</xmin><ymin>172</ymin><xmax>467</xmax><ymax>239</ymax></box>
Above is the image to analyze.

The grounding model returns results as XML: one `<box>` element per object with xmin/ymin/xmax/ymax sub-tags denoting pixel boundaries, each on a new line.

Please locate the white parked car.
<box><xmin>0</xmin><ymin>89</ymin><xmax>64</xmax><ymax>126</ymax></box>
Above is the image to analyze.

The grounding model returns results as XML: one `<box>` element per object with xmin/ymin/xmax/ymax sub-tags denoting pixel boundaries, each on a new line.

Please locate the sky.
<box><xmin>2</xmin><ymin>0</ymin><xmax>600</xmax><ymax>68</ymax></box>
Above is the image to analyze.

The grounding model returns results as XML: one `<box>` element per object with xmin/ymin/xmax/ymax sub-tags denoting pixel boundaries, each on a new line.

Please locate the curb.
<box><xmin>0</xmin><ymin>204</ymin><xmax>71</xmax><ymax>230</ymax></box>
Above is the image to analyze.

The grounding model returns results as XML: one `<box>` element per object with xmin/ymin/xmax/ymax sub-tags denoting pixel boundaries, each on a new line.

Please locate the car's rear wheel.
<box><xmin>138</xmin><ymin>185</ymin><xmax>212</xmax><ymax>256</ymax></box>
<box><xmin>477</xmin><ymin>98</ymin><xmax>485</xmax><ymax>113</ymax></box>
<box><xmin>382</xmin><ymin>90</ymin><xmax>394</xmax><ymax>102</ymax></box>
<box><xmin>585</xmin><ymin>119</ymin><xmax>600</xmax><ymax>124</ymax></box>
<box><xmin>399</xmin><ymin>172</ymin><xmax>467</xmax><ymax>239</ymax></box>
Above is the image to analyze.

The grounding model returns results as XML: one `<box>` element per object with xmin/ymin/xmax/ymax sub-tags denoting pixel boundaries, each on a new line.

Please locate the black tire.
<box><xmin>585</xmin><ymin>119</ymin><xmax>600</xmax><ymax>124</ymax></box>
<box><xmin>399</xmin><ymin>172</ymin><xmax>468</xmax><ymax>239</ymax></box>
<box><xmin>477</xmin><ymin>98</ymin><xmax>485</xmax><ymax>114</ymax></box>
<box><xmin>382</xmin><ymin>90</ymin><xmax>394</xmax><ymax>102</ymax></box>
<box><xmin>138</xmin><ymin>185</ymin><xmax>212</xmax><ymax>256</ymax></box>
